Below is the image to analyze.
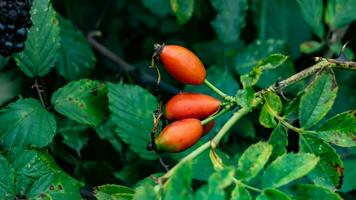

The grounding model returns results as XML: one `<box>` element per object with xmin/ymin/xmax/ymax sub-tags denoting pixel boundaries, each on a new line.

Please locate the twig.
<box><xmin>32</xmin><ymin>78</ymin><xmax>46</xmax><ymax>107</ymax></box>
<box><xmin>87</xmin><ymin>31</ymin><xmax>179</xmax><ymax>95</ymax></box>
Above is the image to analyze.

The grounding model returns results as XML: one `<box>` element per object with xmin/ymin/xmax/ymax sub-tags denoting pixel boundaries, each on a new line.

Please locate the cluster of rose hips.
<box><xmin>0</xmin><ymin>0</ymin><xmax>32</xmax><ymax>57</ymax></box>
<box><xmin>147</xmin><ymin>44</ymin><xmax>222</xmax><ymax>153</ymax></box>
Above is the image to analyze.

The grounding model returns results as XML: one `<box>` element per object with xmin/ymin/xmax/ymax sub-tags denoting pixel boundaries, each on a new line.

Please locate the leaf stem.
<box><xmin>161</xmin><ymin>107</ymin><xmax>250</xmax><ymax>181</ymax></box>
<box><xmin>204</xmin><ymin>79</ymin><xmax>231</xmax><ymax>100</ymax></box>
<box><xmin>33</xmin><ymin>78</ymin><xmax>46</xmax><ymax>108</ymax></box>
<box><xmin>201</xmin><ymin>105</ymin><xmax>233</xmax><ymax>125</ymax></box>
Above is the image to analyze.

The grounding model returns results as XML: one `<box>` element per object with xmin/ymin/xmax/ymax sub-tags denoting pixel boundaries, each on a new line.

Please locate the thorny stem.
<box><xmin>160</xmin><ymin>58</ymin><xmax>349</xmax><ymax>182</ymax></box>
<box><xmin>33</xmin><ymin>78</ymin><xmax>46</xmax><ymax>108</ymax></box>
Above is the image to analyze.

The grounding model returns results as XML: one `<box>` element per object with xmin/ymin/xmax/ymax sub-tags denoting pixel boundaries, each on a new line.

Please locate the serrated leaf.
<box><xmin>240</xmin><ymin>54</ymin><xmax>288</xmax><ymax>88</ymax></box>
<box><xmin>237</xmin><ymin>142</ymin><xmax>273</xmax><ymax>181</ymax></box>
<box><xmin>259</xmin><ymin>92</ymin><xmax>282</xmax><ymax>128</ymax></box>
<box><xmin>294</xmin><ymin>184</ymin><xmax>342</xmax><ymax>200</ymax></box>
<box><xmin>14</xmin><ymin>0</ymin><xmax>61</xmax><ymax>77</ymax></box>
<box><xmin>300</xmin><ymin>41</ymin><xmax>324</xmax><ymax>54</ymax></box>
<box><xmin>56</xmin><ymin>16</ymin><xmax>96</xmax><ymax>81</ymax></box>
<box><xmin>210</xmin><ymin>0</ymin><xmax>248</xmax><ymax>43</ymax></box>
<box><xmin>205</xmin><ymin>167</ymin><xmax>235</xmax><ymax>200</ymax></box>
<box><xmin>133</xmin><ymin>184</ymin><xmax>158</xmax><ymax>200</ymax></box>
<box><xmin>6</xmin><ymin>148</ymin><xmax>53</xmax><ymax>195</ymax></box>
<box><xmin>95</xmin><ymin>184</ymin><xmax>135</xmax><ymax>200</ymax></box>
<box><xmin>325</xmin><ymin>0</ymin><xmax>356</xmax><ymax>29</ymax></box>
<box><xmin>252</xmin><ymin>0</ymin><xmax>312</xmax><ymax>57</ymax></box>
<box><xmin>163</xmin><ymin>162</ymin><xmax>193</xmax><ymax>200</ymax></box>
<box><xmin>231</xmin><ymin>184</ymin><xmax>251</xmax><ymax>200</ymax></box>
<box><xmin>0</xmin><ymin>56</ymin><xmax>9</xmax><ymax>71</ymax></box>
<box><xmin>108</xmin><ymin>83</ymin><xmax>158</xmax><ymax>160</ymax></box>
<box><xmin>0</xmin><ymin>98</ymin><xmax>56</xmax><ymax>148</ymax></box>
<box><xmin>141</xmin><ymin>0</ymin><xmax>171</xmax><ymax>17</ymax></box>
<box><xmin>300</xmin><ymin>135</ymin><xmax>343</xmax><ymax>189</ymax></box>
<box><xmin>297</xmin><ymin>0</ymin><xmax>324</xmax><ymax>38</ymax></box>
<box><xmin>235</xmin><ymin>87</ymin><xmax>255</xmax><ymax>109</ymax></box>
<box><xmin>0</xmin><ymin>155</ymin><xmax>15</xmax><ymax>199</ymax></box>
<box><xmin>299</xmin><ymin>71</ymin><xmax>338</xmax><ymax>129</ymax></box>
<box><xmin>262</xmin><ymin>153</ymin><xmax>319</xmax><ymax>188</ymax></box>
<box><xmin>268</xmin><ymin>125</ymin><xmax>288</xmax><ymax>161</ymax></box>
<box><xmin>317</xmin><ymin>110</ymin><xmax>356</xmax><ymax>147</ymax></box>
<box><xmin>234</xmin><ymin>40</ymin><xmax>296</xmax><ymax>88</ymax></box>
<box><xmin>51</xmin><ymin>79</ymin><xmax>108</xmax><ymax>127</ymax></box>
<box><xmin>256</xmin><ymin>189</ymin><xmax>292</xmax><ymax>200</ymax></box>
<box><xmin>26</xmin><ymin>172</ymin><xmax>83</xmax><ymax>200</ymax></box>
<box><xmin>170</xmin><ymin>0</ymin><xmax>194</xmax><ymax>24</ymax></box>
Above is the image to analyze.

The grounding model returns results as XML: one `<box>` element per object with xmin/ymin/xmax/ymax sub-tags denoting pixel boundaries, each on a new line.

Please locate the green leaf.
<box><xmin>234</xmin><ymin>40</ymin><xmax>295</xmax><ymax>88</ymax></box>
<box><xmin>259</xmin><ymin>92</ymin><xmax>282</xmax><ymax>128</ymax></box>
<box><xmin>6</xmin><ymin>148</ymin><xmax>53</xmax><ymax>195</ymax></box>
<box><xmin>0</xmin><ymin>98</ymin><xmax>56</xmax><ymax>148</ymax></box>
<box><xmin>26</xmin><ymin>172</ymin><xmax>83</xmax><ymax>200</ymax></box>
<box><xmin>300</xmin><ymin>41</ymin><xmax>324</xmax><ymax>54</ymax></box>
<box><xmin>141</xmin><ymin>0</ymin><xmax>171</xmax><ymax>17</ymax></box>
<box><xmin>240</xmin><ymin>54</ymin><xmax>288</xmax><ymax>88</ymax></box>
<box><xmin>299</xmin><ymin>71</ymin><xmax>338</xmax><ymax>129</ymax></box>
<box><xmin>14</xmin><ymin>0</ymin><xmax>61</xmax><ymax>77</ymax></box>
<box><xmin>95</xmin><ymin>184</ymin><xmax>135</xmax><ymax>200</ymax></box>
<box><xmin>231</xmin><ymin>184</ymin><xmax>251</xmax><ymax>200</ymax></box>
<box><xmin>163</xmin><ymin>162</ymin><xmax>193</xmax><ymax>200</ymax></box>
<box><xmin>206</xmin><ymin>167</ymin><xmax>235</xmax><ymax>200</ymax></box>
<box><xmin>237</xmin><ymin>142</ymin><xmax>273</xmax><ymax>181</ymax></box>
<box><xmin>108</xmin><ymin>83</ymin><xmax>158</xmax><ymax>160</ymax></box>
<box><xmin>170</xmin><ymin>0</ymin><xmax>194</xmax><ymax>24</ymax></box>
<box><xmin>235</xmin><ymin>87</ymin><xmax>255</xmax><ymax>109</ymax></box>
<box><xmin>0</xmin><ymin>155</ymin><xmax>15</xmax><ymax>199</ymax></box>
<box><xmin>210</xmin><ymin>0</ymin><xmax>248</xmax><ymax>43</ymax></box>
<box><xmin>317</xmin><ymin>110</ymin><xmax>356</xmax><ymax>147</ymax></box>
<box><xmin>252</xmin><ymin>0</ymin><xmax>312</xmax><ymax>57</ymax></box>
<box><xmin>56</xmin><ymin>16</ymin><xmax>96</xmax><ymax>81</ymax></box>
<box><xmin>268</xmin><ymin>125</ymin><xmax>288</xmax><ymax>161</ymax></box>
<box><xmin>325</xmin><ymin>0</ymin><xmax>356</xmax><ymax>29</ymax></box>
<box><xmin>297</xmin><ymin>0</ymin><xmax>324</xmax><ymax>38</ymax></box>
<box><xmin>256</xmin><ymin>189</ymin><xmax>292</xmax><ymax>200</ymax></box>
<box><xmin>0</xmin><ymin>70</ymin><xmax>22</xmax><ymax>107</ymax></box>
<box><xmin>133</xmin><ymin>184</ymin><xmax>158</xmax><ymax>200</ymax></box>
<box><xmin>57</xmin><ymin>118</ymin><xmax>89</xmax><ymax>156</ymax></box>
<box><xmin>300</xmin><ymin>135</ymin><xmax>343</xmax><ymax>189</ymax></box>
<box><xmin>294</xmin><ymin>184</ymin><xmax>342</xmax><ymax>200</ymax></box>
<box><xmin>185</xmin><ymin>67</ymin><xmax>239</xmax><ymax>139</ymax></box>
<box><xmin>51</xmin><ymin>79</ymin><xmax>108</xmax><ymax>127</ymax></box>
<box><xmin>0</xmin><ymin>56</ymin><xmax>9</xmax><ymax>71</ymax></box>
<box><xmin>262</xmin><ymin>153</ymin><xmax>319</xmax><ymax>188</ymax></box>
<box><xmin>341</xmin><ymin>158</ymin><xmax>356</xmax><ymax>192</ymax></box>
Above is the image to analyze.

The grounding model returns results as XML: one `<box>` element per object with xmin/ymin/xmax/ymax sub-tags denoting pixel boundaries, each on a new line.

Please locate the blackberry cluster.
<box><xmin>0</xmin><ymin>0</ymin><xmax>32</xmax><ymax>57</ymax></box>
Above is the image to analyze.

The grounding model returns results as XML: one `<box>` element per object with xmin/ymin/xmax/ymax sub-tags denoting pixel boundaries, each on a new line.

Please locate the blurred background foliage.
<box><xmin>0</xmin><ymin>0</ymin><xmax>356</xmax><ymax>199</ymax></box>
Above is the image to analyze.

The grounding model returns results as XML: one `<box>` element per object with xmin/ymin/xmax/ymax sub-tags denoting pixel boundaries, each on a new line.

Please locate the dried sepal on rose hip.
<box><xmin>151</xmin><ymin>44</ymin><xmax>206</xmax><ymax>85</ymax></box>
<box><xmin>153</xmin><ymin>118</ymin><xmax>203</xmax><ymax>153</ymax></box>
<box><xmin>165</xmin><ymin>93</ymin><xmax>221</xmax><ymax>121</ymax></box>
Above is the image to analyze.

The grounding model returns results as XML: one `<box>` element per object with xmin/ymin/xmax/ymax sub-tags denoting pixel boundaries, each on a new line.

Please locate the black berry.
<box><xmin>0</xmin><ymin>0</ymin><xmax>32</xmax><ymax>57</ymax></box>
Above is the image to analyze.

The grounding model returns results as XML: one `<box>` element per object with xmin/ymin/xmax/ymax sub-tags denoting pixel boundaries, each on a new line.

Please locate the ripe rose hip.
<box><xmin>158</xmin><ymin>44</ymin><xmax>206</xmax><ymax>85</ymax></box>
<box><xmin>165</xmin><ymin>93</ymin><xmax>221</xmax><ymax>120</ymax></box>
<box><xmin>155</xmin><ymin>118</ymin><xmax>203</xmax><ymax>153</ymax></box>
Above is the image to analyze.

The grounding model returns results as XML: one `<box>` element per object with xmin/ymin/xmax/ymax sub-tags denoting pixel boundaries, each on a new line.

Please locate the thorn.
<box><xmin>337</xmin><ymin>41</ymin><xmax>349</xmax><ymax>61</ymax></box>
